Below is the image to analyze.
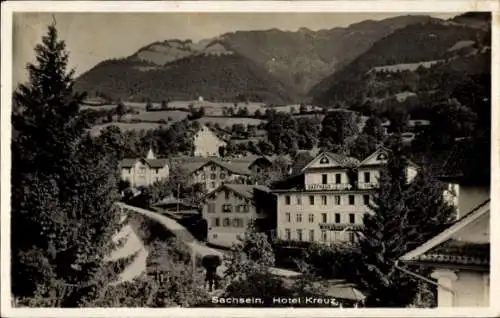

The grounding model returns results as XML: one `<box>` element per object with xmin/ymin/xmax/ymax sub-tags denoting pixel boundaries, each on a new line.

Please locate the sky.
<box><xmin>12</xmin><ymin>12</ymin><xmax>459</xmax><ymax>85</ymax></box>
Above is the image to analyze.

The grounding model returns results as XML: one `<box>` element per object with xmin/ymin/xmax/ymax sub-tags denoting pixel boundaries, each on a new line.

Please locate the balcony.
<box><xmin>304</xmin><ymin>183</ymin><xmax>353</xmax><ymax>191</ymax></box>
<box><xmin>319</xmin><ymin>223</ymin><xmax>363</xmax><ymax>231</ymax></box>
<box><xmin>357</xmin><ymin>182</ymin><xmax>378</xmax><ymax>190</ymax></box>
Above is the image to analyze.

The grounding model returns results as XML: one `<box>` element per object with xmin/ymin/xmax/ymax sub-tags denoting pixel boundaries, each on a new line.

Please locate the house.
<box><xmin>272</xmin><ymin>147</ymin><xmax>418</xmax><ymax>245</ymax></box>
<box><xmin>398</xmin><ymin>139</ymin><xmax>490</xmax><ymax>307</ymax></box>
<box><xmin>185</xmin><ymin>158</ymin><xmax>253</xmax><ymax>193</ymax></box>
<box><xmin>201</xmin><ymin>183</ymin><xmax>276</xmax><ymax>248</ymax></box>
<box><xmin>119</xmin><ymin>149</ymin><xmax>169</xmax><ymax>187</ymax></box>
<box><xmin>193</xmin><ymin>124</ymin><xmax>227</xmax><ymax>157</ymax></box>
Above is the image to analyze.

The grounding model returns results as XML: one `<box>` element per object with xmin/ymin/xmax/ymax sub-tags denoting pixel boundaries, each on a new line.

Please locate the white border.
<box><xmin>1</xmin><ymin>1</ymin><xmax>499</xmax><ymax>318</ymax></box>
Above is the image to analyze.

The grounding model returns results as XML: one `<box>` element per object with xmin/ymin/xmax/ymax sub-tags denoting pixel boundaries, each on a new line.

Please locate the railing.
<box><xmin>318</xmin><ymin>223</ymin><xmax>363</xmax><ymax>231</ymax></box>
<box><xmin>305</xmin><ymin>183</ymin><xmax>353</xmax><ymax>191</ymax></box>
<box><xmin>357</xmin><ymin>182</ymin><xmax>378</xmax><ymax>190</ymax></box>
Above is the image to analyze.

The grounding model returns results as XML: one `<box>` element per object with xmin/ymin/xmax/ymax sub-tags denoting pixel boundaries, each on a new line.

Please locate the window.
<box><xmin>309</xmin><ymin>195</ymin><xmax>315</xmax><ymax>205</ymax></box>
<box><xmin>285</xmin><ymin>229</ymin><xmax>291</xmax><ymax>240</ymax></box>
<box><xmin>220</xmin><ymin>173</ymin><xmax>226</xmax><ymax>179</ymax></box>
<box><xmin>297</xmin><ymin>229</ymin><xmax>303</xmax><ymax>241</ymax></box>
<box><xmin>286</xmin><ymin>212</ymin><xmax>291</xmax><ymax>222</ymax></box>
<box><xmin>320</xmin><ymin>157</ymin><xmax>329</xmax><ymax>164</ymax></box>
<box><xmin>210</xmin><ymin>165</ymin><xmax>217</xmax><ymax>171</ymax></box>
<box><xmin>321</xmin><ymin>213</ymin><xmax>327</xmax><ymax>223</ymax></box>
<box><xmin>335</xmin><ymin>213</ymin><xmax>340</xmax><ymax>223</ymax></box>
<box><xmin>349</xmin><ymin>213</ymin><xmax>355</xmax><ymax>224</ymax></box>
<box><xmin>210</xmin><ymin>173</ymin><xmax>216</xmax><ymax>180</ymax></box>
<box><xmin>211</xmin><ymin>182</ymin><xmax>216</xmax><ymax>188</ymax></box>
<box><xmin>322</xmin><ymin>174</ymin><xmax>328</xmax><ymax>184</ymax></box>
<box><xmin>308</xmin><ymin>214</ymin><xmax>314</xmax><ymax>223</ymax></box>
<box><xmin>334</xmin><ymin>195</ymin><xmax>341</xmax><ymax>205</ymax></box>
<box><xmin>296</xmin><ymin>213</ymin><xmax>303</xmax><ymax>223</ymax></box>
<box><xmin>321</xmin><ymin>195</ymin><xmax>327</xmax><ymax>205</ymax></box>
<box><xmin>348</xmin><ymin>195</ymin><xmax>355</xmax><ymax>205</ymax></box>
<box><xmin>348</xmin><ymin>232</ymin><xmax>355</xmax><ymax>243</ymax></box>
<box><xmin>309</xmin><ymin>230</ymin><xmax>315</xmax><ymax>242</ymax></box>
<box><xmin>225</xmin><ymin>190</ymin><xmax>230</xmax><ymax>200</ymax></box>
<box><xmin>212</xmin><ymin>218</ymin><xmax>220</xmax><ymax>227</ymax></box>
<box><xmin>335</xmin><ymin>173</ymin><xmax>341</xmax><ymax>184</ymax></box>
<box><xmin>201</xmin><ymin>174</ymin><xmax>206</xmax><ymax>180</ymax></box>
<box><xmin>223</xmin><ymin>218</ymin><xmax>230</xmax><ymax>227</ymax></box>
<box><xmin>232</xmin><ymin>218</ymin><xmax>243</xmax><ymax>228</ymax></box>
<box><xmin>285</xmin><ymin>195</ymin><xmax>291</xmax><ymax>205</ymax></box>
<box><xmin>322</xmin><ymin>230</ymin><xmax>327</xmax><ymax>242</ymax></box>
<box><xmin>363</xmin><ymin>195</ymin><xmax>370</xmax><ymax>205</ymax></box>
<box><xmin>235</xmin><ymin>205</ymin><xmax>241</xmax><ymax>213</ymax></box>
<box><xmin>155</xmin><ymin>168</ymin><xmax>160</xmax><ymax>174</ymax></box>
<box><xmin>296</xmin><ymin>195</ymin><xmax>302</xmax><ymax>205</ymax></box>
<box><xmin>242</xmin><ymin>204</ymin><xmax>249</xmax><ymax>213</ymax></box>
<box><xmin>222</xmin><ymin>204</ymin><xmax>232</xmax><ymax>213</ymax></box>
<box><xmin>364</xmin><ymin>172</ymin><xmax>371</xmax><ymax>183</ymax></box>
<box><xmin>207</xmin><ymin>203</ymin><xmax>216</xmax><ymax>213</ymax></box>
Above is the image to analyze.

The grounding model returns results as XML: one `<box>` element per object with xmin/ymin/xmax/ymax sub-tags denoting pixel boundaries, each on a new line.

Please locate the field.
<box><xmin>89</xmin><ymin>122</ymin><xmax>164</xmax><ymax>136</ymax></box>
<box><xmin>195</xmin><ymin>116</ymin><xmax>265</xmax><ymax>128</ymax></box>
<box><xmin>129</xmin><ymin>110</ymin><xmax>189</xmax><ymax>122</ymax></box>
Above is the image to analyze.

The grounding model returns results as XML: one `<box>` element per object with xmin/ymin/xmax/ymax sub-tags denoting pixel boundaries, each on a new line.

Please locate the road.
<box><xmin>116</xmin><ymin>202</ymin><xmax>301</xmax><ymax>278</ymax></box>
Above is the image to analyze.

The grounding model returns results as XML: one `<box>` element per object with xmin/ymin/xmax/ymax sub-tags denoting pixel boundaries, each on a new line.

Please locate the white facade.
<box><xmin>193</xmin><ymin>125</ymin><xmax>227</xmax><ymax>157</ymax></box>
<box><xmin>275</xmin><ymin>148</ymin><xmax>419</xmax><ymax>245</ymax></box>
<box><xmin>202</xmin><ymin>185</ymin><xmax>265</xmax><ymax>248</ymax></box>
<box><xmin>120</xmin><ymin>150</ymin><xmax>169</xmax><ymax>187</ymax></box>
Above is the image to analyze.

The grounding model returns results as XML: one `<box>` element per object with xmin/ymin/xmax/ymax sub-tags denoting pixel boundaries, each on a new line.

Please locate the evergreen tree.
<box><xmin>363</xmin><ymin>116</ymin><xmax>385</xmax><ymax>142</ymax></box>
<box><xmin>354</xmin><ymin>139</ymin><xmax>455</xmax><ymax>307</ymax></box>
<box><xmin>354</xmin><ymin>139</ymin><xmax>416</xmax><ymax>307</ymax></box>
<box><xmin>11</xmin><ymin>23</ymin><xmax>121</xmax><ymax>306</ymax></box>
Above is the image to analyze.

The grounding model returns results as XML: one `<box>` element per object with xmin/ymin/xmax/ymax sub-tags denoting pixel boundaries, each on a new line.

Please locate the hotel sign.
<box><xmin>319</xmin><ymin>223</ymin><xmax>363</xmax><ymax>231</ymax></box>
<box><xmin>305</xmin><ymin>183</ymin><xmax>352</xmax><ymax>191</ymax></box>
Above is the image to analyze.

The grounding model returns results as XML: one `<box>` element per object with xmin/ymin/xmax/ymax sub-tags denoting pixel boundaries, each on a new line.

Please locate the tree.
<box><xmin>363</xmin><ymin>116</ymin><xmax>385</xmax><ymax>142</ymax></box>
<box><xmin>254</xmin><ymin>109</ymin><xmax>262</xmax><ymax>118</ymax></box>
<box><xmin>299</xmin><ymin>103</ymin><xmax>308</xmax><ymax>114</ymax></box>
<box><xmin>353</xmin><ymin>139</ymin><xmax>455</xmax><ymax>307</ymax></box>
<box><xmin>116</xmin><ymin>100</ymin><xmax>126</xmax><ymax>121</ymax></box>
<box><xmin>89</xmin><ymin>239</ymin><xmax>210</xmax><ymax>307</ymax></box>
<box><xmin>145</xmin><ymin>99</ymin><xmax>153</xmax><ymax>111</ymax></box>
<box><xmin>223</xmin><ymin>222</ymin><xmax>288</xmax><ymax>300</ymax></box>
<box><xmin>348</xmin><ymin>134</ymin><xmax>378</xmax><ymax>160</ymax></box>
<box><xmin>318</xmin><ymin>111</ymin><xmax>359</xmax><ymax>151</ymax></box>
<box><xmin>11</xmin><ymin>23</ymin><xmax>122</xmax><ymax>306</ymax></box>
<box><xmin>265</xmin><ymin>112</ymin><xmax>299</xmax><ymax>154</ymax></box>
<box><xmin>161</xmin><ymin>100</ymin><xmax>168</xmax><ymax>110</ymax></box>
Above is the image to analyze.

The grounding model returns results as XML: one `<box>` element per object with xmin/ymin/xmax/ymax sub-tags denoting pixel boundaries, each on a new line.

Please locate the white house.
<box><xmin>193</xmin><ymin>125</ymin><xmax>227</xmax><ymax>157</ymax></box>
<box><xmin>119</xmin><ymin>149</ymin><xmax>169</xmax><ymax>187</ymax></box>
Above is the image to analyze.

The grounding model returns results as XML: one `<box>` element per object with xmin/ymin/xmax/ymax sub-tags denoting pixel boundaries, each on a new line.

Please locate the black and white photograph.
<box><xmin>1</xmin><ymin>1</ymin><xmax>498</xmax><ymax>317</ymax></box>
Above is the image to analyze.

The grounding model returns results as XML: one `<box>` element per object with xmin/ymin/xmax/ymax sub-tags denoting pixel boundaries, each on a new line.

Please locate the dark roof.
<box><xmin>400</xmin><ymin>199</ymin><xmax>490</xmax><ymax>268</ymax></box>
<box><xmin>225</xmin><ymin>184</ymin><xmax>270</xmax><ymax>200</ymax></box>
<box><xmin>119</xmin><ymin>158</ymin><xmax>168</xmax><ymax>168</ymax></box>
<box><xmin>410</xmin><ymin>240</ymin><xmax>489</xmax><ymax>267</ymax></box>
<box><xmin>324</xmin><ymin>152</ymin><xmax>360</xmax><ymax>168</ymax></box>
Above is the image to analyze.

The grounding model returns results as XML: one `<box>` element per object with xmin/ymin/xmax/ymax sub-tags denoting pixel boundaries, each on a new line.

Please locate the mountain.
<box><xmin>309</xmin><ymin>15</ymin><xmax>490</xmax><ymax>107</ymax></box>
<box><xmin>74</xmin><ymin>15</ymin><xmax>439</xmax><ymax>103</ymax></box>
<box><xmin>75</xmin><ymin>43</ymin><xmax>295</xmax><ymax>104</ymax></box>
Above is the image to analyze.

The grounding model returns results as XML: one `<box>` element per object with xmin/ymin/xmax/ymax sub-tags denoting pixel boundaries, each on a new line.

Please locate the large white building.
<box><xmin>273</xmin><ymin>147</ymin><xmax>418</xmax><ymax>245</ymax></box>
<box><xmin>119</xmin><ymin>149</ymin><xmax>169</xmax><ymax>187</ymax></box>
<box><xmin>192</xmin><ymin>124</ymin><xmax>227</xmax><ymax>157</ymax></box>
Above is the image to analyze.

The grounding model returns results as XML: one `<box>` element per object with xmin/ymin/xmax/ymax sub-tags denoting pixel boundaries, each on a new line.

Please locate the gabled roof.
<box><xmin>300</xmin><ymin>151</ymin><xmax>360</xmax><ymax>172</ymax></box>
<box><xmin>119</xmin><ymin>158</ymin><xmax>168</xmax><ymax>169</ymax></box>
<box><xmin>399</xmin><ymin>200</ymin><xmax>490</xmax><ymax>267</ymax></box>
<box><xmin>358</xmin><ymin>146</ymin><xmax>390</xmax><ymax>167</ymax></box>
<box><xmin>186</xmin><ymin>158</ymin><xmax>252</xmax><ymax>176</ymax></box>
<box><xmin>203</xmin><ymin>183</ymin><xmax>270</xmax><ymax>202</ymax></box>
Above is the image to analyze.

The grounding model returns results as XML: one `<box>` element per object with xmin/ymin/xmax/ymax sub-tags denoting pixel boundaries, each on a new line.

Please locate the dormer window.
<box><xmin>319</xmin><ymin>157</ymin><xmax>330</xmax><ymax>164</ymax></box>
